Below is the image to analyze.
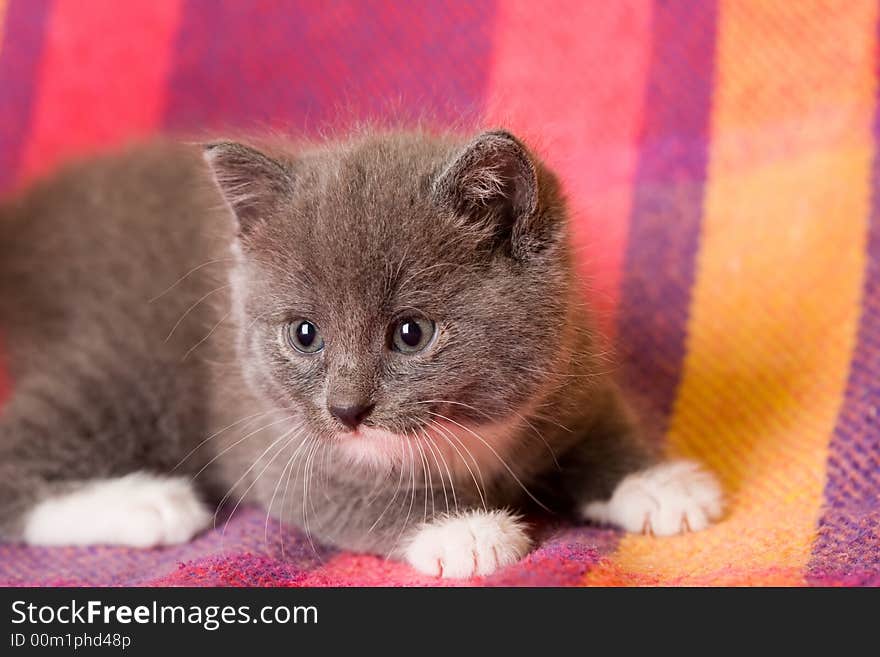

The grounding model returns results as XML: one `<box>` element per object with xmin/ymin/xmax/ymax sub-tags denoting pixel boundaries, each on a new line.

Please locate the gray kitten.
<box><xmin>0</xmin><ymin>129</ymin><xmax>722</xmax><ymax>577</ymax></box>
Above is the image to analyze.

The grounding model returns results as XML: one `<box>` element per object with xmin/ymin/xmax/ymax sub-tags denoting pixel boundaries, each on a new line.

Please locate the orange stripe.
<box><xmin>483</xmin><ymin>1</ymin><xmax>653</xmax><ymax>335</ymax></box>
<box><xmin>17</xmin><ymin>0</ymin><xmax>183</xmax><ymax>184</ymax></box>
<box><xmin>0</xmin><ymin>2</ymin><xmax>6</xmax><ymax>49</ymax></box>
<box><xmin>0</xmin><ymin>1</ymin><xmax>8</xmax><ymax>52</ymax></box>
<box><xmin>586</xmin><ymin>0</ymin><xmax>876</xmax><ymax>585</ymax></box>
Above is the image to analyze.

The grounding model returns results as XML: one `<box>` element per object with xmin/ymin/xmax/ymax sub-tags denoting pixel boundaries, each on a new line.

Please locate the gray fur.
<box><xmin>0</xmin><ymin>128</ymin><xmax>654</xmax><ymax>555</ymax></box>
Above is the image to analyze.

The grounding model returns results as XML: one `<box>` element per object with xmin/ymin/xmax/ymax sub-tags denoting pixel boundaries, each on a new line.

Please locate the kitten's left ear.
<box><xmin>433</xmin><ymin>130</ymin><xmax>556</xmax><ymax>258</ymax></box>
<box><xmin>202</xmin><ymin>141</ymin><xmax>293</xmax><ymax>238</ymax></box>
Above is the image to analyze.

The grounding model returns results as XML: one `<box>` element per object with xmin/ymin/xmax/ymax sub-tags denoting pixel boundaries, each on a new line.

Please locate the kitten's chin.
<box><xmin>333</xmin><ymin>426</ymin><xmax>407</xmax><ymax>469</ymax></box>
<box><xmin>331</xmin><ymin>417</ymin><xmax>522</xmax><ymax>479</ymax></box>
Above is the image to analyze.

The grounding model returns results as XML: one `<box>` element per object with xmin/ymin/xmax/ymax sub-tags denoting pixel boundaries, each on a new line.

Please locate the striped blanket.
<box><xmin>0</xmin><ymin>1</ymin><xmax>877</xmax><ymax>586</ymax></box>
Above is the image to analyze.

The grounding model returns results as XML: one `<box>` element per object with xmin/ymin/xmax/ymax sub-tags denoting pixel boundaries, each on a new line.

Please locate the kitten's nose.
<box><xmin>329</xmin><ymin>402</ymin><xmax>375</xmax><ymax>431</ymax></box>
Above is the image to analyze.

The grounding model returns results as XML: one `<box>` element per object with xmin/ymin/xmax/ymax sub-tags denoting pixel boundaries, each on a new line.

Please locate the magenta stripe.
<box><xmin>161</xmin><ymin>0</ymin><xmax>496</xmax><ymax>135</ymax></box>
<box><xmin>614</xmin><ymin>2</ymin><xmax>718</xmax><ymax>445</ymax></box>
<box><xmin>0</xmin><ymin>0</ymin><xmax>52</xmax><ymax>194</ymax></box>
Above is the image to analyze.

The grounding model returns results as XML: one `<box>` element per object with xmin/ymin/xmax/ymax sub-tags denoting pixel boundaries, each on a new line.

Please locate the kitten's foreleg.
<box><xmin>560</xmin><ymin>385</ymin><xmax>724</xmax><ymax>536</ymax></box>
<box><xmin>0</xmin><ymin>390</ymin><xmax>211</xmax><ymax>547</ymax></box>
<box><xmin>21</xmin><ymin>472</ymin><xmax>211</xmax><ymax>547</ymax></box>
<box><xmin>399</xmin><ymin>508</ymin><xmax>531</xmax><ymax>578</ymax></box>
<box><xmin>580</xmin><ymin>460</ymin><xmax>723</xmax><ymax>536</ymax></box>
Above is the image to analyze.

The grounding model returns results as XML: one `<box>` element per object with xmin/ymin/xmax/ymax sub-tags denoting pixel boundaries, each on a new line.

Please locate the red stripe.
<box><xmin>17</xmin><ymin>0</ymin><xmax>183</xmax><ymax>184</ymax></box>
<box><xmin>484</xmin><ymin>1</ymin><xmax>653</xmax><ymax>334</ymax></box>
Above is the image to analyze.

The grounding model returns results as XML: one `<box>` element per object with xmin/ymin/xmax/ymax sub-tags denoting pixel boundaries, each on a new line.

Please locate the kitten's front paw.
<box><xmin>24</xmin><ymin>473</ymin><xmax>211</xmax><ymax>548</ymax></box>
<box><xmin>403</xmin><ymin>509</ymin><xmax>531</xmax><ymax>578</ymax></box>
<box><xmin>581</xmin><ymin>460</ymin><xmax>723</xmax><ymax>536</ymax></box>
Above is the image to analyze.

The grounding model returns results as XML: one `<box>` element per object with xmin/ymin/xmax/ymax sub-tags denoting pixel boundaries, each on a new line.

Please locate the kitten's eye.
<box><xmin>391</xmin><ymin>317</ymin><xmax>435</xmax><ymax>354</ymax></box>
<box><xmin>285</xmin><ymin>320</ymin><xmax>324</xmax><ymax>354</ymax></box>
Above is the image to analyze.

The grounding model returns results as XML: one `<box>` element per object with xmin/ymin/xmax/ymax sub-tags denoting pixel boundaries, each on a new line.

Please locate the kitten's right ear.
<box><xmin>202</xmin><ymin>141</ymin><xmax>293</xmax><ymax>237</ymax></box>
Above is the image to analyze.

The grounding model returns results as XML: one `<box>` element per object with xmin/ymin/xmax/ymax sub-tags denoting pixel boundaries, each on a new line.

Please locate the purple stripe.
<box><xmin>162</xmin><ymin>0</ymin><xmax>496</xmax><ymax>134</ymax></box>
<box><xmin>0</xmin><ymin>507</ymin><xmax>332</xmax><ymax>586</ymax></box>
<box><xmin>807</xmin><ymin>24</ymin><xmax>880</xmax><ymax>581</ymax></box>
<box><xmin>577</xmin><ymin>1</ymin><xmax>718</xmax><ymax>582</ymax></box>
<box><xmin>0</xmin><ymin>0</ymin><xmax>52</xmax><ymax>194</ymax></box>
<box><xmin>614</xmin><ymin>1</ymin><xmax>718</xmax><ymax>444</ymax></box>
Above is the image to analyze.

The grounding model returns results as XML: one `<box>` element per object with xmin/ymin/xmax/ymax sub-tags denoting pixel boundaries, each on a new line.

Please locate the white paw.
<box><xmin>581</xmin><ymin>460</ymin><xmax>723</xmax><ymax>536</ymax></box>
<box><xmin>403</xmin><ymin>509</ymin><xmax>531</xmax><ymax>578</ymax></box>
<box><xmin>23</xmin><ymin>472</ymin><xmax>212</xmax><ymax>548</ymax></box>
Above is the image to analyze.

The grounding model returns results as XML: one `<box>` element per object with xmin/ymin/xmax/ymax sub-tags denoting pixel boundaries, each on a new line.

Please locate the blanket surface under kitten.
<box><xmin>0</xmin><ymin>129</ymin><xmax>722</xmax><ymax>577</ymax></box>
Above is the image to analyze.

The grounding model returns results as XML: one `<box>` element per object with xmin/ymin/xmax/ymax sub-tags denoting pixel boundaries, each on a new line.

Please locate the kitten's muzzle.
<box><xmin>328</xmin><ymin>402</ymin><xmax>375</xmax><ymax>431</ymax></box>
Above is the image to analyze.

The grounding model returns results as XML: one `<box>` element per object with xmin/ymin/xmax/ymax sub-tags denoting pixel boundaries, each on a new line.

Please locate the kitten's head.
<box><xmin>204</xmin><ymin>129</ymin><xmax>581</xmax><ymax>469</ymax></box>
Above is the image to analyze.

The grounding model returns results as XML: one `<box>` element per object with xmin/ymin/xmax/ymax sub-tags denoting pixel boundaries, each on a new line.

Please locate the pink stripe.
<box><xmin>17</xmin><ymin>0</ymin><xmax>183</xmax><ymax>184</ymax></box>
<box><xmin>484</xmin><ymin>1</ymin><xmax>653</xmax><ymax>333</ymax></box>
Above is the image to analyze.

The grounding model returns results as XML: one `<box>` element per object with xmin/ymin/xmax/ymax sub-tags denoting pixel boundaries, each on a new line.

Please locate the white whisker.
<box><xmin>221</xmin><ymin>428</ymin><xmax>303</xmax><ymax>537</ymax></box>
<box><xmin>190</xmin><ymin>414</ymin><xmax>296</xmax><ymax>481</ymax></box>
<box><xmin>163</xmin><ymin>283</ymin><xmax>231</xmax><ymax>343</ymax></box>
<box><xmin>411</xmin><ymin>431</ymin><xmax>433</xmax><ymax>521</ymax></box>
<box><xmin>172</xmin><ymin>408</ymin><xmax>286</xmax><ymax>472</ymax></box>
<box><xmin>148</xmin><ymin>257</ymin><xmax>234</xmax><ymax>303</ymax></box>
<box><xmin>420</xmin><ymin>428</ymin><xmax>452</xmax><ymax>515</ymax></box>
<box><xmin>386</xmin><ymin>436</ymin><xmax>417</xmax><ymax>559</ymax></box>
<box><xmin>429</xmin><ymin>420</ymin><xmax>487</xmax><ymax>511</ymax></box>
<box><xmin>264</xmin><ymin>431</ymin><xmax>309</xmax><ymax>546</ymax></box>
<box><xmin>278</xmin><ymin>434</ymin><xmax>313</xmax><ymax>559</ymax></box>
<box><xmin>368</xmin><ymin>446</ymin><xmax>407</xmax><ymax>534</ymax></box>
<box><xmin>301</xmin><ymin>437</ymin><xmax>323</xmax><ymax>557</ymax></box>
<box><xmin>214</xmin><ymin>424</ymin><xmax>300</xmax><ymax>524</ymax></box>
<box><xmin>428</xmin><ymin>410</ymin><xmax>550</xmax><ymax>512</ymax></box>
<box><xmin>181</xmin><ymin>309</ymin><xmax>232</xmax><ymax>362</ymax></box>
<box><xmin>416</xmin><ymin>398</ymin><xmax>561</xmax><ymax>469</ymax></box>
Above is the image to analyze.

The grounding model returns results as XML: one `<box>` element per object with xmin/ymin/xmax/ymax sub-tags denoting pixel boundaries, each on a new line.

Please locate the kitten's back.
<box><xmin>0</xmin><ymin>142</ymin><xmax>233</xmax><ymax>476</ymax></box>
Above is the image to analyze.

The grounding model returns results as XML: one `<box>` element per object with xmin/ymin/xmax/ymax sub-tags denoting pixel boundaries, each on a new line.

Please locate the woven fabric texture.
<box><xmin>0</xmin><ymin>0</ymin><xmax>877</xmax><ymax>586</ymax></box>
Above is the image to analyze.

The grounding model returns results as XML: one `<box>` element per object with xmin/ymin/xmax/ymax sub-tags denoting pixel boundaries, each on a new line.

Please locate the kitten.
<box><xmin>0</xmin><ymin>129</ymin><xmax>722</xmax><ymax>578</ymax></box>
